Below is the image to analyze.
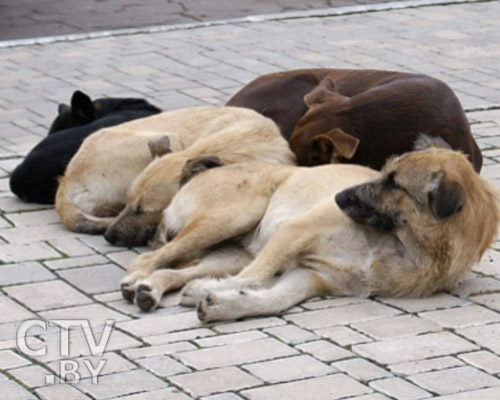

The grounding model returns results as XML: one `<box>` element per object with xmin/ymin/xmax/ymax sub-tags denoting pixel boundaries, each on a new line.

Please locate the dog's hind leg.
<box><xmin>121</xmin><ymin>196</ymin><xmax>271</xmax><ymax>302</ymax></box>
<box><xmin>196</xmin><ymin>267</ymin><xmax>329</xmax><ymax>322</ymax></box>
<box><xmin>134</xmin><ymin>245</ymin><xmax>253</xmax><ymax>312</ymax></box>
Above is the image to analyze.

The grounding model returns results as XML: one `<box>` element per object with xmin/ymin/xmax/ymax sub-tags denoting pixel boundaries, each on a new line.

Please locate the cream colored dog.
<box><xmin>55</xmin><ymin>106</ymin><xmax>294</xmax><ymax>235</ymax></box>
<box><xmin>122</xmin><ymin>137</ymin><xmax>499</xmax><ymax>322</ymax></box>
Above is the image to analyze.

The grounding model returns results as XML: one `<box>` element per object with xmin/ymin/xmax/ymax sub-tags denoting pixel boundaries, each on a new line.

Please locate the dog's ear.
<box><xmin>429</xmin><ymin>174</ymin><xmax>465</xmax><ymax>219</ymax></box>
<box><xmin>304</xmin><ymin>76</ymin><xmax>339</xmax><ymax>106</ymax></box>
<box><xmin>181</xmin><ymin>156</ymin><xmax>224</xmax><ymax>185</ymax></box>
<box><xmin>58</xmin><ymin>103</ymin><xmax>70</xmax><ymax>115</ymax></box>
<box><xmin>71</xmin><ymin>90</ymin><xmax>96</xmax><ymax>121</ymax></box>
<box><xmin>414</xmin><ymin>134</ymin><xmax>452</xmax><ymax>151</ymax></box>
<box><xmin>148</xmin><ymin>136</ymin><xmax>172</xmax><ymax>158</ymax></box>
<box><xmin>311</xmin><ymin>128</ymin><xmax>360</xmax><ymax>164</ymax></box>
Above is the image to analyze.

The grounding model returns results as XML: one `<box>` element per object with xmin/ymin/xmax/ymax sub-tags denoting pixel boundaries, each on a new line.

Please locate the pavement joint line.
<box><xmin>0</xmin><ymin>0</ymin><xmax>493</xmax><ymax>49</ymax></box>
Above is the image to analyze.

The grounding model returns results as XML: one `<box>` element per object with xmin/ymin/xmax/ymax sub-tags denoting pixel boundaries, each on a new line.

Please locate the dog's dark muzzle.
<box><xmin>335</xmin><ymin>186</ymin><xmax>397</xmax><ymax>232</ymax></box>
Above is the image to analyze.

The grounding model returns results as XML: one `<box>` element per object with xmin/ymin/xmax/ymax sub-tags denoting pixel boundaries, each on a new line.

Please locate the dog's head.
<box><xmin>335</xmin><ymin>137</ymin><xmax>468</xmax><ymax>233</ymax></box>
<box><xmin>289</xmin><ymin>76</ymin><xmax>360</xmax><ymax>166</ymax></box>
<box><xmin>48</xmin><ymin>90</ymin><xmax>160</xmax><ymax>135</ymax></box>
<box><xmin>104</xmin><ymin>145</ymin><xmax>223</xmax><ymax>247</ymax></box>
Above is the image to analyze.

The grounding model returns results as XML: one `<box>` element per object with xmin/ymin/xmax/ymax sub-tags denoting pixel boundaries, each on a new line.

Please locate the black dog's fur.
<box><xmin>10</xmin><ymin>91</ymin><xmax>161</xmax><ymax>204</ymax></box>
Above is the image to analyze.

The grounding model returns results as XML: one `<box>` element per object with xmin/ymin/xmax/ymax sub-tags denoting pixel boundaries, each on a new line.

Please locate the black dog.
<box><xmin>10</xmin><ymin>91</ymin><xmax>161</xmax><ymax>204</ymax></box>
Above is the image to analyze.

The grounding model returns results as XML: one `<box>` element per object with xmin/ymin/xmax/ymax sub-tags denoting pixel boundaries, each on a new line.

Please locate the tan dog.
<box><xmin>102</xmin><ymin>108</ymin><xmax>295</xmax><ymax>247</ymax></box>
<box><xmin>56</xmin><ymin>106</ymin><xmax>294</xmax><ymax>235</ymax></box>
<box><xmin>121</xmin><ymin>137</ymin><xmax>499</xmax><ymax>321</ymax></box>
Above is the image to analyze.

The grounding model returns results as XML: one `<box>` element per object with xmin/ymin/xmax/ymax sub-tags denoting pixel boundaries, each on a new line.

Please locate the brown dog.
<box><xmin>227</xmin><ymin>69</ymin><xmax>482</xmax><ymax>171</ymax></box>
<box><xmin>120</xmin><ymin>137</ymin><xmax>498</xmax><ymax>319</ymax></box>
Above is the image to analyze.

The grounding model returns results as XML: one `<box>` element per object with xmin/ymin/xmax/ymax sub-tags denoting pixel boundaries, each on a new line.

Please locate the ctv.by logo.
<box><xmin>16</xmin><ymin>319</ymin><xmax>115</xmax><ymax>384</ymax></box>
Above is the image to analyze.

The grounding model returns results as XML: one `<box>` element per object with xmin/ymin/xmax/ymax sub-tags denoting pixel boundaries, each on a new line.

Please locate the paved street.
<box><xmin>1</xmin><ymin>0</ymin><xmax>500</xmax><ymax>399</ymax></box>
<box><xmin>0</xmin><ymin>0</ymin><xmax>395</xmax><ymax>41</ymax></box>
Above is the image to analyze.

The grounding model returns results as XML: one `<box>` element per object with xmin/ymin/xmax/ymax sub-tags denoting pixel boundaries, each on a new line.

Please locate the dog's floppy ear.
<box><xmin>429</xmin><ymin>174</ymin><xmax>465</xmax><ymax>219</ymax></box>
<box><xmin>181</xmin><ymin>156</ymin><xmax>224</xmax><ymax>185</ymax></box>
<box><xmin>148</xmin><ymin>136</ymin><xmax>172</xmax><ymax>158</ymax></box>
<box><xmin>414</xmin><ymin>134</ymin><xmax>452</xmax><ymax>151</ymax></box>
<box><xmin>304</xmin><ymin>76</ymin><xmax>339</xmax><ymax>107</ymax></box>
<box><xmin>71</xmin><ymin>90</ymin><xmax>96</xmax><ymax>121</ymax></box>
<box><xmin>311</xmin><ymin>128</ymin><xmax>360</xmax><ymax>164</ymax></box>
<box><xmin>58</xmin><ymin>103</ymin><xmax>70</xmax><ymax>115</ymax></box>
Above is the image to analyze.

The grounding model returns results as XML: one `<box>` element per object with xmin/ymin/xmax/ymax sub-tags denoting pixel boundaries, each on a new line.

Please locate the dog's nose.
<box><xmin>335</xmin><ymin>189</ymin><xmax>352</xmax><ymax>210</ymax></box>
<box><xmin>104</xmin><ymin>228</ymin><xmax>117</xmax><ymax>245</ymax></box>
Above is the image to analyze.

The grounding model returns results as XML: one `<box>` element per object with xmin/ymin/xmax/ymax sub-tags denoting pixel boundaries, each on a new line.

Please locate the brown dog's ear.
<box><xmin>148</xmin><ymin>136</ymin><xmax>172</xmax><ymax>158</ymax></box>
<box><xmin>304</xmin><ymin>76</ymin><xmax>338</xmax><ymax>107</ymax></box>
<box><xmin>181</xmin><ymin>156</ymin><xmax>224</xmax><ymax>185</ymax></box>
<box><xmin>311</xmin><ymin>128</ymin><xmax>360</xmax><ymax>164</ymax></box>
<box><xmin>429</xmin><ymin>175</ymin><xmax>465</xmax><ymax>219</ymax></box>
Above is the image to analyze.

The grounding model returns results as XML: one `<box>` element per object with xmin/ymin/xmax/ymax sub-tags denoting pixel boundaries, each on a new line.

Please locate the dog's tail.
<box><xmin>55</xmin><ymin>177</ymin><xmax>116</xmax><ymax>234</ymax></box>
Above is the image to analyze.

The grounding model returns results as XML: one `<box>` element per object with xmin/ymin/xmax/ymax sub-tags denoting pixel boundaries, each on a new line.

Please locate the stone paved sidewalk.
<box><xmin>1</xmin><ymin>1</ymin><xmax>500</xmax><ymax>399</ymax></box>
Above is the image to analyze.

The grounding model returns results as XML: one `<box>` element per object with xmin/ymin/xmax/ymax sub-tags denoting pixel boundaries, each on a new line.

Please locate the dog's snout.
<box><xmin>104</xmin><ymin>228</ymin><xmax>118</xmax><ymax>245</ymax></box>
<box><xmin>335</xmin><ymin>189</ymin><xmax>353</xmax><ymax>210</ymax></box>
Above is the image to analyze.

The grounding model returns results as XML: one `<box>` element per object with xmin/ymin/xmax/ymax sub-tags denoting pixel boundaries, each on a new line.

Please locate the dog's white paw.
<box><xmin>196</xmin><ymin>290</ymin><xmax>249</xmax><ymax>323</ymax></box>
<box><xmin>181</xmin><ymin>277</ymin><xmax>255</xmax><ymax>307</ymax></box>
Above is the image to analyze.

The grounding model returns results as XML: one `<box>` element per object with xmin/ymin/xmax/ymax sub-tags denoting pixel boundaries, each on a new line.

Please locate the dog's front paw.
<box><xmin>196</xmin><ymin>290</ymin><xmax>249</xmax><ymax>323</ymax></box>
<box><xmin>180</xmin><ymin>278</ymin><xmax>217</xmax><ymax>306</ymax></box>
<box><xmin>134</xmin><ymin>281</ymin><xmax>162</xmax><ymax>312</ymax></box>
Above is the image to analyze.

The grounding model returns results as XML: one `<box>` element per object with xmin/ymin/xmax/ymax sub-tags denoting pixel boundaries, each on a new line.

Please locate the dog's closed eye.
<box><xmin>385</xmin><ymin>172</ymin><xmax>400</xmax><ymax>190</ymax></box>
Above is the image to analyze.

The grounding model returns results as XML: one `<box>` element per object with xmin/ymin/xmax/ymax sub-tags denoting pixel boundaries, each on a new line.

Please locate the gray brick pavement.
<box><xmin>1</xmin><ymin>1</ymin><xmax>500</xmax><ymax>399</ymax></box>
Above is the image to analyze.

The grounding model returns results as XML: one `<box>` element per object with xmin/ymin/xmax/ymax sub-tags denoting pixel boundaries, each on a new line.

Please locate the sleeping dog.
<box><xmin>9</xmin><ymin>90</ymin><xmax>161</xmax><ymax>204</ymax></box>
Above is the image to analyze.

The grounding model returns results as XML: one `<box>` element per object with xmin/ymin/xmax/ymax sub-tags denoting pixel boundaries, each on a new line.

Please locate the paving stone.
<box><xmin>296</xmin><ymin>340</ymin><xmax>353</xmax><ymax>362</ymax></box>
<box><xmin>369</xmin><ymin>377</ymin><xmax>431</xmax><ymax>400</ymax></box>
<box><xmin>419</xmin><ymin>305</ymin><xmax>500</xmax><ymax>329</ymax></box>
<box><xmin>0</xmin><ymin>380</ymin><xmax>37</xmax><ymax>400</ymax></box>
<box><xmin>144</xmin><ymin>328</ymin><xmax>216</xmax><ymax>345</ymax></box>
<box><xmin>8</xmin><ymin>209</ymin><xmax>60</xmax><ymax>227</ymax></box>
<box><xmin>175</xmin><ymin>338</ymin><xmax>298</xmax><ymax>370</ymax></box>
<box><xmin>408</xmin><ymin>366</ymin><xmax>500</xmax><ymax>395</ymax></box>
<box><xmin>432</xmin><ymin>386</ymin><xmax>500</xmax><ymax>399</ymax></box>
<box><xmin>458</xmin><ymin>351</ymin><xmax>500</xmax><ymax>374</ymax></box>
<box><xmin>9</xmin><ymin>364</ymin><xmax>53</xmax><ymax>388</ymax></box>
<box><xmin>314</xmin><ymin>326</ymin><xmax>371</xmax><ymax>346</ymax></box>
<box><xmin>241</xmin><ymin>373</ymin><xmax>371</xmax><ymax>400</ymax></box>
<box><xmin>170</xmin><ymin>366</ymin><xmax>262</xmax><ymax>397</ymax></box>
<box><xmin>76</xmin><ymin>369</ymin><xmax>168</xmax><ymax>399</ymax></box>
<box><xmin>0</xmin><ymin>294</ymin><xmax>36</xmax><ymax>323</ymax></box>
<box><xmin>39</xmin><ymin>303</ymin><xmax>129</xmax><ymax>328</ymax></box>
<box><xmin>452</xmin><ymin>276</ymin><xmax>500</xmax><ymax>297</ymax></box>
<box><xmin>242</xmin><ymin>355</ymin><xmax>334</xmax><ymax>383</ymax></box>
<box><xmin>121</xmin><ymin>342</ymin><xmax>196</xmax><ymax>359</ymax></box>
<box><xmin>135</xmin><ymin>354</ymin><xmax>191</xmax><ymax>377</ymax></box>
<box><xmin>0</xmin><ymin>350</ymin><xmax>31</xmax><ymax>369</ymax></box>
<box><xmin>470</xmin><ymin>292</ymin><xmax>500</xmax><ymax>313</ymax></box>
<box><xmin>44</xmin><ymin>254</ymin><xmax>109</xmax><ymax>270</ymax></box>
<box><xmin>352</xmin><ymin>315</ymin><xmax>441</xmax><ymax>340</ymax></box>
<box><xmin>0</xmin><ymin>241</ymin><xmax>61</xmax><ymax>263</ymax></box>
<box><xmin>213</xmin><ymin>317</ymin><xmax>286</xmax><ymax>333</ymax></box>
<box><xmin>334</xmin><ymin>358</ymin><xmax>392</xmax><ymax>382</ymax></box>
<box><xmin>117</xmin><ymin>311</ymin><xmax>202</xmax><ymax>337</ymax></box>
<box><xmin>4</xmin><ymin>280</ymin><xmax>91</xmax><ymax>311</ymax></box>
<box><xmin>58</xmin><ymin>263</ymin><xmax>126</xmax><ymax>294</ymax></box>
<box><xmin>115</xmin><ymin>388</ymin><xmax>192</xmax><ymax>400</ymax></box>
<box><xmin>0</xmin><ymin>261</ymin><xmax>54</xmax><ymax>285</ymax></box>
<box><xmin>389</xmin><ymin>357</ymin><xmax>465</xmax><ymax>377</ymax></box>
<box><xmin>194</xmin><ymin>330</ymin><xmax>266</xmax><ymax>347</ymax></box>
<box><xmin>353</xmin><ymin>332</ymin><xmax>478</xmax><ymax>365</ymax></box>
<box><xmin>201</xmin><ymin>394</ymin><xmax>244</xmax><ymax>400</ymax></box>
<box><xmin>379</xmin><ymin>294</ymin><xmax>469</xmax><ymax>313</ymax></box>
<box><xmin>47</xmin><ymin>352</ymin><xmax>136</xmax><ymax>379</ymax></box>
<box><xmin>284</xmin><ymin>302</ymin><xmax>400</xmax><ymax>329</ymax></box>
<box><xmin>458</xmin><ymin>323</ymin><xmax>500</xmax><ymax>354</ymax></box>
<box><xmin>36</xmin><ymin>384</ymin><xmax>92</xmax><ymax>400</ymax></box>
<box><xmin>264</xmin><ymin>324</ymin><xmax>319</xmax><ymax>345</ymax></box>
<box><xmin>49</xmin><ymin>238</ymin><xmax>98</xmax><ymax>258</ymax></box>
